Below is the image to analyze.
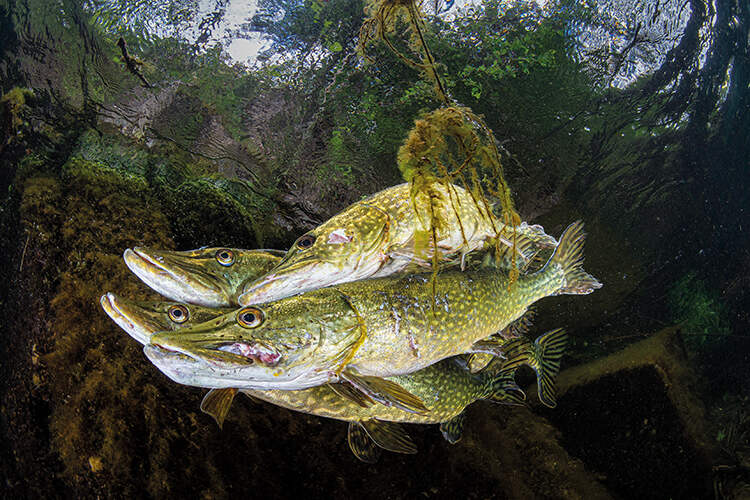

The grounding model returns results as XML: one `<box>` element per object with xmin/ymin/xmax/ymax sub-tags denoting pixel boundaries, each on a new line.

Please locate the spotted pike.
<box><xmin>101</xmin><ymin>294</ymin><xmax>567</xmax><ymax>462</ymax></box>
<box><xmin>123</xmin><ymin>247</ymin><xmax>284</xmax><ymax>307</ymax></box>
<box><xmin>100</xmin><ymin>292</ymin><xmax>232</xmax><ymax>345</ymax></box>
<box><xmin>148</xmin><ymin>221</ymin><xmax>598</xmax><ymax>411</ymax></box>
<box><xmin>238</xmin><ymin>182</ymin><xmax>556</xmax><ymax>305</ymax></box>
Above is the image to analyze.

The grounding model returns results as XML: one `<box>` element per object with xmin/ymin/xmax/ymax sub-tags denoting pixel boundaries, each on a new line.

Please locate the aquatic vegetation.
<box><xmin>668</xmin><ymin>272</ymin><xmax>731</xmax><ymax>350</ymax></box>
<box><xmin>0</xmin><ymin>87</ymin><xmax>33</xmax><ymax>148</ymax></box>
<box><xmin>358</xmin><ymin>0</ymin><xmax>524</xmax><ymax>291</ymax></box>
<box><xmin>32</xmin><ymin>158</ymin><xmax>173</xmax><ymax>493</ymax></box>
<box><xmin>2</xmin><ymin>0</ymin><xmax>746</xmax><ymax>496</ymax></box>
<box><xmin>18</xmin><ymin>152</ymin><xmax>277</xmax><ymax>497</ymax></box>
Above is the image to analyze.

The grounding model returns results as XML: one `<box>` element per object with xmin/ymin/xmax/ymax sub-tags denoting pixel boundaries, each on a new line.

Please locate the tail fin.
<box><xmin>547</xmin><ymin>221</ymin><xmax>602</xmax><ymax>295</ymax></box>
<box><xmin>486</xmin><ymin>371</ymin><xmax>527</xmax><ymax>406</ymax></box>
<box><xmin>500</xmin><ymin>328</ymin><xmax>568</xmax><ymax>408</ymax></box>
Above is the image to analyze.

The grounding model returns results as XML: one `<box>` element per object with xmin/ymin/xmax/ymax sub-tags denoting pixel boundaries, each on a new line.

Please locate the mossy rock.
<box><xmin>539</xmin><ymin>327</ymin><xmax>716</xmax><ymax>498</ymax></box>
<box><xmin>161</xmin><ymin>177</ymin><xmax>266</xmax><ymax>249</ymax></box>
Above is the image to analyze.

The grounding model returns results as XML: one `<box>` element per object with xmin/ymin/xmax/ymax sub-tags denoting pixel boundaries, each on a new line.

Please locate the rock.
<box><xmin>538</xmin><ymin>327</ymin><xmax>717</xmax><ymax>498</ymax></box>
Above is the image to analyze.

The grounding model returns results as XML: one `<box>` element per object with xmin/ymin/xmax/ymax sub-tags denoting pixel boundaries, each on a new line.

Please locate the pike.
<box><xmin>147</xmin><ymin>222</ymin><xmax>599</xmax><ymax>413</ymax></box>
<box><xmin>238</xmin><ymin>182</ymin><xmax>556</xmax><ymax>305</ymax></box>
<box><xmin>123</xmin><ymin>247</ymin><xmax>284</xmax><ymax>307</ymax></box>
<box><xmin>101</xmin><ymin>294</ymin><xmax>567</xmax><ymax>462</ymax></box>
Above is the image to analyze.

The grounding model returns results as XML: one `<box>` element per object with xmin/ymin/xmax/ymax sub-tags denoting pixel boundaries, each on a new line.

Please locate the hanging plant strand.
<box><xmin>359</xmin><ymin>0</ymin><xmax>522</xmax><ymax>286</ymax></box>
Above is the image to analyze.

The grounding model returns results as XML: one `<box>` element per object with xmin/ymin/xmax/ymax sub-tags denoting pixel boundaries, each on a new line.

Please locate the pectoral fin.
<box><xmin>341</xmin><ymin>368</ymin><xmax>429</xmax><ymax>415</ymax></box>
<box><xmin>348</xmin><ymin>422</ymin><xmax>381</xmax><ymax>463</ymax></box>
<box><xmin>200</xmin><ymin>388</ymin><xmax>238</xmax><ymax>429</ymax></box>
<box><xmin>360</xmin><ymin>419</ymin><xmax>417</xmax><ymax>454</ymax></box>
<box><xmin>327</xmin><ymin>382</ymin><xmax>375</xmax><ymax>408</ymax></box>
<box><xmin>439</xmin><ymin>412</ymin><xmax>465</xmax><ymax>444</ymax></box>
<box><xmin>465</xmin><ymin>352</ymin><xmax>494</xmax><ymax>373</ymax></box>
<box><xmin>469</xmin><ymin>340</ymin><xmax>506</xmax><ymax>357</ymax></box>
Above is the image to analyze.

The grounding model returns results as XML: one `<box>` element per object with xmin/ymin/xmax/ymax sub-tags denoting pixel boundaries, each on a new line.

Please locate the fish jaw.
<box><xmin>146</xmin><ymin>291</ymin><xmax>362</xmax><ymax>390</ymax></box>
<box><xmin>144</xmin><ymin>339</ymin><xmax>329</xmax><ymax>390</ymax></box>
<box><xmin>146</xmin><ymin>313</ymin><xmax>325</xmax><ymax>390</ymax></box>
<box><xmin>238</xmin><ymin>260</ymin><xmax>337</xmax><ymax>305</ymax></box>
<box><xmin>100</xmin><ymin>293</ymin><xmax>160</xmax><ymax>345</ymax></box>
<box><xmin>123</xmin><ymin>247</ymin><xmax>228</xmax><ymax>307</ymax></box>
<box><xmin>238</xmin><ymin>253</ymin><xmax>387</xmax><ymax>305</ymax></box>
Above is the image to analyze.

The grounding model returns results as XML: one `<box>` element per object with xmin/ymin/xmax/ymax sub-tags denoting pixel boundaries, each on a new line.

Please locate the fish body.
<box><xmin>148</xmin><ymin>222</ymin><xmax>598</xmax><ymax>393</ymax></box>
<box><xmin>240</xmin><ymin>358</ymin><xmax>515</xmax><ymax>425</ymax></box>
<box><xmin>102</xmin><ymin>294</ymin><xmax>538</xmax><ymax>459</ymax></box>
<box><xmin>123</xmin><ymin>247</ymin><xmax>284</xmax><ymax>307</ymax></box>
<box><xmin>239</xmin><ymin>182</ymin><xmax>556</xmax><ymax>305</ymax></box>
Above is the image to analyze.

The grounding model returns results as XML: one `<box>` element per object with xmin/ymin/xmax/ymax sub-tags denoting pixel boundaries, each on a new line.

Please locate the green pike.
<box><xmin>123</xmin><ymin>247</ymin><xmax>284</xmax><ymax>307</ymax></box>
<box><xmin>148</xmin><ymin>222</ymin><xmax>598</xmax><ymax>411</ymax></box>
<box><xmin>238</xmin><ymin>182</ymin><xmax>556</xmax><ymax>305</ymax></box>
<box><xmin>100</xmin><ymin>292</ymin><xmax>232</xmax><ymax>345</ymax></box>
<box><xmin>102</xmin><ymin>294</ymin><xmax>569</xmax><ymax>461</ymax></box>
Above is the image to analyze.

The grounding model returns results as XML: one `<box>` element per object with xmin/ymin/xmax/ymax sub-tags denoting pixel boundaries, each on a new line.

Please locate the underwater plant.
<box><xmin>0</xmin><ymin>87</ymin><xmax>34</xmax><ymax>150</ymax></box>
<box><xmin>668</xmin><ymin>272</ymin><xmax>731</xmax><ymax>350</ymax></box>
<box><xmin>358</xmin><ymin>0</ymin><xmax>523</xmax><ymax>289</ymax></box>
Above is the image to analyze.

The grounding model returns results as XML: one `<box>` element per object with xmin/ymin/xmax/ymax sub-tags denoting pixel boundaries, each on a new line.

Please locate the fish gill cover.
<box><xmin>0</xmin><ymin>0</ymin><xmax>748</xmax><ymax>498</ymax></box>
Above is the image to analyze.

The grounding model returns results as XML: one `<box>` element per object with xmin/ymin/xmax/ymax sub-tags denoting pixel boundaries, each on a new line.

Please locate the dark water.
<box><xmin>1</xmin><ymin>0</ymin><xmax>748</xmax><ymax>498</ymax></box>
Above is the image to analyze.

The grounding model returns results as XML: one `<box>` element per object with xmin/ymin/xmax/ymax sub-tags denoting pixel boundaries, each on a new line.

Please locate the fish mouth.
<box><xmin>123</xmin><ymin>248</ymin><xmax>225</xmax><ymax>306</ymax></box>
<box><xmin>100</xmin><ymin>292</ymin><xmax>153</xmax><ymax>345</ymax></box>
<box><xmin>125</xmin><ymin>247</ymin><xmax>172</xmax><ymax>278</ymax></box>
<box><xmin>144</xmin><ymin>343</ymin><xmax>315</xmax><ymax>390</ymax></box>
<box><xmin>149</xmin><ymin>335</ymin><xmax>282</xmax><ymax>368</ymax></box>
<box><xmin>215</xmin><ymin>342</ymin><xmax>282</xmax><ymax>366</ymax></box>
<box><xmin>239</xmin><ymin>261</ymin><xmax>336</xmax><ymax>305</ymax></box>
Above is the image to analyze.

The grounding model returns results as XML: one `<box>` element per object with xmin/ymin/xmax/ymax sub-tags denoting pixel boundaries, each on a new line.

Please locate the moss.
<box><xmin>1</xmin><ymin>87</ymin><xmax>34</xmax><ymax>145</ymax></box>
<box><xmin>19</xmin><ymin>155</ymin><xmax>235</xmax><ymax>497</ymax></box>
<box><xmin>156</xmin><ymin>176</ymin><xmax>281</xmax><ymax>249</ymax></box>
<box><xmin>23</xmin><ymin>151</ymin><xmax>288</xmax><ymax>498</ymax></box>
<box><xmin>37</xmin><ymin>157</ymin><xmax>179</xmax><ymax>496</ymax></box>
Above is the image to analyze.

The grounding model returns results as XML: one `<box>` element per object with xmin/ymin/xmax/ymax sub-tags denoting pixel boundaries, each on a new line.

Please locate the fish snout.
<box><xmin>100</xmin><ymin>292</ymin><xmax>153</xmax><ymax>345</ymax></box>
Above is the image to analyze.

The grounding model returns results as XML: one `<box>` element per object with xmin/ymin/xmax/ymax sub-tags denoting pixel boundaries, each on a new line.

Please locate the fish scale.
<box><xmin>238</xmin><ymin>182</ymin><xmax>542</xmax><ymax>305</ymax></box>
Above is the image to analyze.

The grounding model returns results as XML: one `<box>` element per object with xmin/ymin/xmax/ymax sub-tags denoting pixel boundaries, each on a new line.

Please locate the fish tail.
<box><xmin>546</xmin><ymin>221</ymin><xmax>602</xmax><ymax>295</ymax></box>
<box><xmin>501</xmin><ymin>328</ymin><xmax>568</xmax><ymax>408</ymax></box>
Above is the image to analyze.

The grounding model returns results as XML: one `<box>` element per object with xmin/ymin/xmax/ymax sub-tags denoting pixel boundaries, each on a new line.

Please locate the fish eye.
<box><xmin>215</xmin><ymin>249</ymin><xmax>235</xmax><ymax>266</ymax></box>
<box><xmin>237</xmin><ymin>307</ymin><xmax>264</xmax><ymax>328</ymax></box>
<box><xmin>296</xmin><ymin>234</ymin><xmax>316</xmax><ymax>250</ymax></box>
<box><xmin>168</xmin><ymin>305</ymin><xmax>189</xmax><ymax>324</ymax></box>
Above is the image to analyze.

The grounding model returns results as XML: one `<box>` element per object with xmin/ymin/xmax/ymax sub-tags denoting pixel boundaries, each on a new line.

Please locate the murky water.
<box><xmin>1</xmin><ymin>0</ymin><xmax>748</xmax><ymax>498</ymax></box>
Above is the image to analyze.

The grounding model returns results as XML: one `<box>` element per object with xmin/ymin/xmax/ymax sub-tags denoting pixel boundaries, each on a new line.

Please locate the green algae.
<box><xmin>32</xmin><ymin>158</ymin><xmax>177</xmax><ymax>495</ymax></box>
<box><xmin>71</xmin><ymin>130</ymin><xmax>281</xmax><ymax>249</ymax></box>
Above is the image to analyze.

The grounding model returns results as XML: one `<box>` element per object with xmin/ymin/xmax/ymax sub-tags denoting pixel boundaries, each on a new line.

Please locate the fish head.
<box><xmin>238</xmin><ymin>205</ymin><xmax>390</xmax><ymax>305</ymax></box>
<box><xmin>147</xmin><ymin>291</ymin><xmax>360</xmax><ymax>389</ymax></box>
<box><xmin>100</xmin><ymin>293</ymin><xmax>230</xmax><ymax>345</ymax></box>
<box><xmin>123</xmin><ymin>247</ymin><xmax>283</xmax><ymax>307</ymax></box>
